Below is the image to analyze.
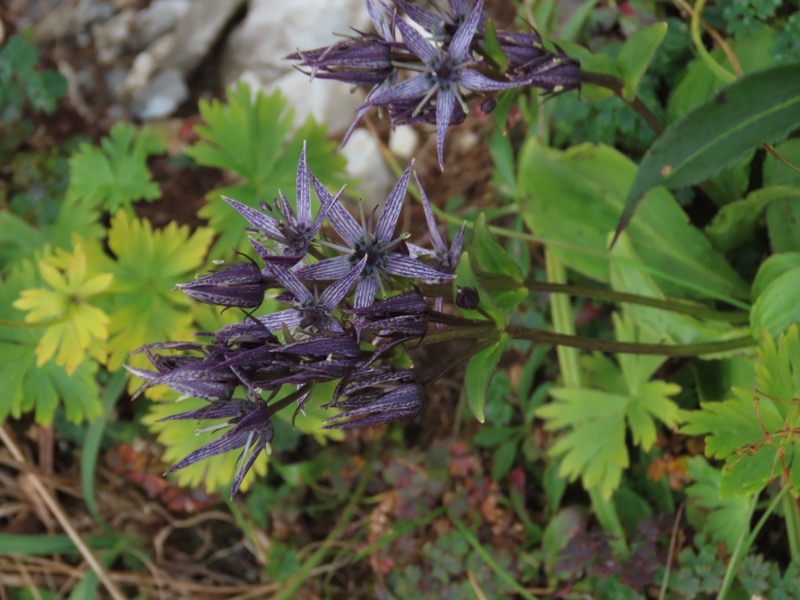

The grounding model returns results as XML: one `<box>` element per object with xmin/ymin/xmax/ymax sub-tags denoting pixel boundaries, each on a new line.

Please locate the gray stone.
<box><xmin>131</xmin><ymin>68</ymin><xmax>188</xmax><ymax>120</ymax></box>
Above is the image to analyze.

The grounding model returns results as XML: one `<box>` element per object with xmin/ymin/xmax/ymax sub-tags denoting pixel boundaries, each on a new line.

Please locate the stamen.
<box><xmin>413</xmin><ymin>82</ymin><xmax>441</xmax><ymax>117</ymax></box>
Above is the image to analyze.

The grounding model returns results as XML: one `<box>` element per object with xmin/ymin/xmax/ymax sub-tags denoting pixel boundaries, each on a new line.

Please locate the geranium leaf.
<box><xmin>0</xmin><ymin>261</ymin><xmax>100</xmax><ymax>425</ymax></box>
<box><xmin>67</xmin><ymin>122</ymin><xmax>165</xmax><ymax>212</ymax></box>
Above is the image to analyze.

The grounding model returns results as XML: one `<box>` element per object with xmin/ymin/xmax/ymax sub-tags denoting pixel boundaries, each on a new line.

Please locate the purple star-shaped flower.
<box><xmin>367</xmin><ymin>0</ymin><xmax>522</xmax><ymax>168</ymax></box>
<box><xmin>294</xmin><ymin>161</ymin><xmax>454</xmax><ymax>308</ymax></box>
<box><xmin>223</xmin><ymin>142</ymin><xmax>343</xmax><ymax>265</ymax></box>
<box><xmin>216</xmin><ymin>248</ymin><xmax>367</xmax><ymax>337</ymax></box>
<box><xmin>160</xmin><ymin>397</ymin><xmax>274</xmax><ymax>498</ymax></box>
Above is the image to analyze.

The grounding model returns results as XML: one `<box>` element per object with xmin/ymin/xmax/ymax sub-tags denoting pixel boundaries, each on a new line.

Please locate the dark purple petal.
<box><xmin>248</xmin><ymin>238</ymin><xmax>302</xmax><ymax>268</ymax></box>
<box><xmin>385</xmin><ymin>253</ymin><xmax>455</xmax><ymax>280</ymax></box>
<box><xmin>175</xmin><ymin>263</ymin><xmax>267</xmax><ymax>308</ymax></box>
<box><xmin>449</xmin><ymin>0</ymin><xmax>483</xmax><ymax>62</ymax></box>
<box><xmin>349</xmin><ymin>291</ymin><xmax>429</xmax><ymax>316</ymax></box>
<box><xmin>308</xmin><ymin>174</ymin><xmax>346</xmax><ymax>237</ymax></box>
<box><xmin>355</xmin><ymin>276</ymin><xmax>379</xmax><ymax>308</ymax></box>
<box><xmin>449</xmin><ymin>222</ymin><xmax>466</xmax><ymax>268</ymax></box>
<box><xmin>396</xmin><ymin>18</ymin><xmax>438</xmax><ymax>64</ymax></box>
<box><xmin>376</xmin><ymin>161</ymin><xmax>413</xmax><ymax>242</ymax></box>
<box><xmin>320</xmin><ymin>255</ymin><xmax>368</xmax><ymax>310</ymax></box>
<box><xmin>458</xmin><ymin>69</ymin><xmax>523</xmax><ymax>91</ymax></box>
<box><xmin>325</xmin><ymin>199</ymin><xmax>363</xmax><ymax>246</ymax></box>
<box><xmin>262</xmin><ymin>261</ymin><xmax>312</xmax><ymax>303</ymax></box>
<box><xmin>223</xmin><ymin>196</ymin><xmax>282</xmax><ymax>239</ymax></box>
<box><xmin>367</xmin><ymin>74</ymin><xmax>433</xmax><ymax>106</ymax></box>
<box><xmin>158</xmin><ymin>398</ymin><xmax>249</xmax><ymax>422</ymax></box>
<box><xmin>279</xmin><ymin>334</ymin><xmax>362</xmax><ymax>358</ymax></box>
<box><xmin>251</xmin><ymin>310</ymin><xmax>304</xmax><ymax>333</ymax></box>
<box><xmin>415</xmin><ymin>172</ymin><xmax>445</xmax><ymax>250</ymax></box>
<box><xmin>296</xmin><ymin>142</ymin><xmax>311</xmax><ymax>225</ymax></box>
<box><xmin>392</xmin><ymin>0</ymin><xmax>441</xmax><ymax>33</ymax></box>
<box><xmin>294</xmin><ymin>255</ymin><xmax>354</xmax><ymax>281</ymax></box>
<box><xmin>323</xmin><ymin>382</ymin><xmax>423</xmax><ymax>428</ymax></box>
<box><xmin>435</xmin><ymin>88</ymin><xmax>455</xmax><ymax>170</ymax></box>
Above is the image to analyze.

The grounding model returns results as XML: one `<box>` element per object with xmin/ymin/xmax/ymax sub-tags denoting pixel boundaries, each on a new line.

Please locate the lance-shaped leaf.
<box><xmin>616</xmin><ymin>62</ymin><xmax>800</xmax><ymax>238</ymax></box>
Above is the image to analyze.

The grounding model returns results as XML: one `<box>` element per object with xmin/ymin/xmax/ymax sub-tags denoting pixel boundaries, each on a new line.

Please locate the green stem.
<box><xmin>716</xmin><ymin>489</ymin><xmax>767</xmax><ymax>600</ymax></box>
<box><xmin>547</xmin><ymin>252</ymin><xmax>629</xmax><ymax>555</ymax></box>
<box><xmin>451</xmin><ymin>514</ymin><xmax>540</xmax><ymax>600</ymax></box>
<box><xmin>505</xmin><ymin>326</ymin><xmax>754</xmax><ymax>357</ymax></box>
<box><xmin>690</xmin><ymin>0</ymin><xmax>736</xmax><ymax>84</ymax></box>
<box><xmin>579</xmin><ymin>71</ymin><xmax>664</xmax><ymax>134</ymax></box>
<box><xmin>782</xmin><ymin>489</ymin><xmax>800</xmax><ymax>560</ymax></box>
<box><xmin>423</xmin><ymin>280</ymin><xmax>748</xmax><ymax>323</ymax></box>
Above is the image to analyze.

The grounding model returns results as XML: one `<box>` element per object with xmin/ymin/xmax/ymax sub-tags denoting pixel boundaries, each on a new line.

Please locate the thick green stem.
<box><xmin>423</xmin><ymin>279</ymin><xmax>748</xmax><ymax>323</ymax></box>
<box><xmin>579</xmin><ymin>71</ymin><xmax>664</xmax><ymax>134</ymax></box>
<box><xmin>505</xmin><ymin>326</ymin><xmax>755</xmax><ymax>357</ymax></box>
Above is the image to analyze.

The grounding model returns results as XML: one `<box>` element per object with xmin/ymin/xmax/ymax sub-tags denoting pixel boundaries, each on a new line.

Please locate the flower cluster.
<box><xmin>128</xmin><ymin>144</ymin><xmax>461</xmax><ymax>496</ymax></box>
<box><xmin>287</xmin><ymin>0</ymin><xmax>580</xmax><ymax>168</ymax></box>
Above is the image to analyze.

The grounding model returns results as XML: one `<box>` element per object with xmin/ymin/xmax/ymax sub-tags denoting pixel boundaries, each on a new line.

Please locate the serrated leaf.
<box><xmin>465</xmin><ymin>334</ymin><xmax>509</xmax><ymax>423</ymax></box>
<box><xmin>83</xmin><ymin>212</ymin><xmax>214</xmax><ymax>382</ymax></box>
<box><xmin>615</xmin><ymin>22</ymin><xmax>668</xmax><ymax>101</ymax></box>
<box><xmin>682</xmin><ymin>326</ymin><xmax>800</xmax><ymax>495</ymax></box>
<box><xmin>517</xmin><ymin>139</ymin><xmax>748</xmax><ymax>301</ymax></box>
<box><xmin>13</xmin><ymin>243</ymin><xmax>112</xmax><ymax>374</ymax></box>
<box><xmin>618</xmin><ymin>62</ymin><xmax>800</xmax><ymax>231</ymax></box>
<box><xmin>685</xmin><ymin>456</ymin><xmax>752</xmax><ymax>550</ymax></box>
<box><xmin>67</xmin><ymin>122</ymin><xmax>164</xmax><ymax>212</ymax></box>
<box><xmin>0</xmin><ymin>261</ymin><xmax>101</xmax><ymax>425</ymax></box>
<box><xmin>186</xmin><ymin>82</ymin><xmax>347</xmax><ymax>257</ymax></box>
<box><xmin>537</xmin><ymin>313</ymin><xmax>680</xmax><ymax>498</ymax></box>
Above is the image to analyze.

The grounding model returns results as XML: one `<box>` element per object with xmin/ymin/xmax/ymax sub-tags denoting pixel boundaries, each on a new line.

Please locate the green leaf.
<box><xmin>454</xmin><ymin>251</ymin><xmax>504</xmax><ymax>326</ymax></box>
<box><xmin>681</xmin><ymin>326</ymin><xmax>800</xmax><ymax>495</ymax></box>
<box><xmin>685</xmin><ymin>456</ymin><xmax>753</xmax><ymax>551</ymax></box>
<box><xmin>517</xmin><ymin>139</ymin><xmax>749</xmax><ymax>301</ymax></box>
<box><xmin>750</xmin><ymin>263</ymin><xmax>800</xmax><ymax>338</ymax></box>
<box><xmin>67</xmin><ymin>122</ymin><xmax>165</xmax><ymax>212</ymax></box>
<box><xmin>464</xmin><ymin>334</ymin><xmax>509</xmax><ymax>423</ymax></box>
<box><xmin>186</xmin><ymin>82</ymin><xmax>347</xmax><ymax>257</ymax></box>
<box><xmin>491</xmin><ymin>439</ymin><xmax>519</xmax><ymax>481</ymax></box>
<box><xmin>83</xmin><ymin>211</ymin><xmax>214</xmax><ymax>381</ymax></box>
<box><xmin>537</xmin><ymin>313</ymin><xmax>680</xmax><ymax>498</ymax></box>
<box><xmin>482</xmin><ymin>19</ymin><xmax>508</xmax><ymax>72</ymax></box>
<box><xmin>0</xmin><ymin>261</ymin><xmax>101</xmax><ymax>425</ymax></box>
<box><xmin>619</xmin><ymin>62</ymin><xmax>800</xmax><ymax>230</ymax></box>
<box><xmin>766</xmin><ymin>196</ymin><xmax>800</xmax><ymax>252</ymax></box>
<box><xmin>705</xmin><ymin>186</ymin><xmax>800</xmax><ymax>252</ymax></box>
<box><xmin>615</xmin><ymin>22</ymin><xmax>668</xmax><ymax>101</ymax></box>
<box><xmin>609</xmin><ymin>233</ymin><xmax>748</xmax><ymax>346</ymax></box>
<box><xmin>471</xmin><ymin>213</ymin><xmax>524</xmax><ymax>282</ymax></box>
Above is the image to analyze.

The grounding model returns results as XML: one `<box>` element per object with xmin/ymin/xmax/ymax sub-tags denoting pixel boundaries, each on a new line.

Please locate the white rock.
<box><xmin>389</xmin><ymin>127</ymin><xmax>419</xmax><ymax>161</ymax></box>
<box><xmin>241</xmin><ymin>69</ymin><xmax>365</xmax><ymax>139</ymax></box>
<box><xmin>124</xmin><ymin>33</ymin><xmax>177</xmax><ymax>97</ymax></box>
<box><xmin>341</xmin><ymin>129</ymin><xmax>393</xmax><ymax>204</ymax></box>
<box><xmin>93</xmin><ymin>9</ymin><xmax>136</xmax><ymax>64</ymax></box>
<box><xmin>131</xmin><ymin>68</ymin><xmax>188</xmax><ymax>120</ymax></box>
<box><xmin>221</xmin><ymin>0</ymin><xmax>371</xmax><ymax>135</ymax></box>
<box><xmin>132</xmin><ymin>0</ymin><xmax>189</xmax><ymax>50</ymax></box>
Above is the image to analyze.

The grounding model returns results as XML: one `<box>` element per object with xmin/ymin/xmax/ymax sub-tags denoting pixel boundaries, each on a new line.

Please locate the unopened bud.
<box><xmin>456</xmin><ymin>286</ymin><xmax>479</xmax><ymax>310</ymax></box>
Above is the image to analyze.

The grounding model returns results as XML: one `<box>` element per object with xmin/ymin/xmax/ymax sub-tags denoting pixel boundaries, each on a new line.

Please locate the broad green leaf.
<box><xmin>482</xmin><ymin>19</ymin><xmax>508</xmax><ymax>71</ymax></box>
<box><xmin>186</xmin><ymin>83</ymin><xmax>347</xmax><ymax>257</ymax></box>
<box><xmin>766</xmin><ymin>197</ymin><xmax>800</xmax><ymax>252</ymax></box>
<box><xmin>83</xmin><ymin>212</ymin><xmax>214</xmax><ymax>381</ymax></box>
<box><xmin>750</xmin><ymin>265</ymin><xmax>800</xmax><ymax>337</ymax></box>
<box><xmin>615</xmin><ymin>22</ymin><xmax>668</xmax><ymax>101</ymax></box>
<box><xmin>471</xmin><ymin>213</ymin><xmax>524</xmax><ymax>281</ymax></box>
<box><xmin>464</xmin><ymin>334</ymin><xmax>509</xmax><ymax>423</ymax></box>
<box><xmin>619</xmin><ymin>62</ymin><xmax>800</xmax><ymax>230</ymax></box>
<box><xmin>705</xmin><ymin>186</ymin><xmax>800</xmax><ymax>252</ymax></box>
<box><xmin>763</xmin><ymin>139</ymin><xmax>800</xmax><ymax>188</ymax></box>
<box><xmin>752</xmin><ymin>252</ymin><xmax>800</xmax><ymax>300</ymax></box>
<box><xmin>67</xmin><ymin>122</ymin><xmax>165</xmax><ymax>212</ymax></box>
<box><xmin>609</xmin><ymin>233</ymin><xmax>748</xmax><ymax>346</ymax></box>
<box><xmin>517</xmin><ymin>139</ymin><xmax>748</xmax><ymax>301</ymax></box>
<box><xmin>668</xmin><ymin>28</ymin><xmax>778</xmax><ymax>122</ymax></box>
<box><xmin>681</xmin><ymin>326</ymin><xmax>800</xmax><ymax>495</ymax></box>
<box><xmin>685</xmin><ymin>457</ymin><xmax>752</xmax><ymax>550</ymax></box>
<box><xmin>0</xmin><ymin>261</ymin><xmax>101</xmax><ymax>425</ymax></box>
